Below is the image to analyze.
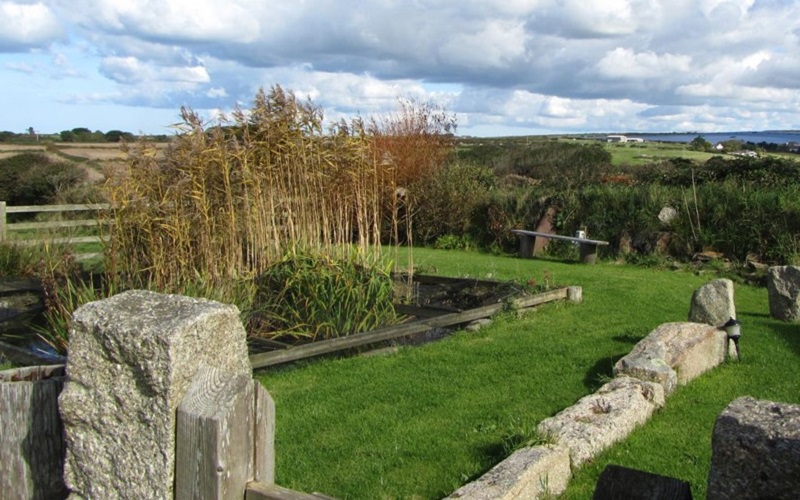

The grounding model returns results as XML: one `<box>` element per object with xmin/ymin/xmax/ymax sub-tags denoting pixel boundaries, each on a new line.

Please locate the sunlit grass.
<box><xmin>254</xmin><ymin>248</ymin><xmax>798</xmax><ymax>499</ymax></box>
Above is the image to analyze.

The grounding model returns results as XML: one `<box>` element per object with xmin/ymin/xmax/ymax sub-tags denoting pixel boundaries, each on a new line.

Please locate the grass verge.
<box><xmin>255</xmin><ymin>248</ymin><xmax>799</xmax><ymax>499</ymax></box>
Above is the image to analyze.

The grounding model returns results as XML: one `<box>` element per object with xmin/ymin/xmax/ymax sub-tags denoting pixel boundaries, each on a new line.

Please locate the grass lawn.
<box><xmin>255</xmin><ymin>248</ymin><xmax>800</xmax><ymax>499</ymax></box>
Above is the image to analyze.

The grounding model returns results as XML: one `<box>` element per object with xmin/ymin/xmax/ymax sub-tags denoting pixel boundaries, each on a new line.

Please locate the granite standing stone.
<box><xmin>767</xmin><ymin>266</ymin><xmax>800</xmax><ymax>321</ymax></box>
<box><xmin>689</xmin><ymin>278</ymin><xmax>736</xmax><ymax>327</ymax></box>
<box><xmin>59</xmin><ymin>290</ymin><xmax>251</xmax><ymax>499</ymax></box>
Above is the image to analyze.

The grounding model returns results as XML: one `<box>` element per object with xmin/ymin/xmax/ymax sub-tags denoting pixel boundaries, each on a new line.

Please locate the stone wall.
<box><xmin>448</xmin><ymin>317</ymin><xmax>729</xmax><ymax>499</ymax></box>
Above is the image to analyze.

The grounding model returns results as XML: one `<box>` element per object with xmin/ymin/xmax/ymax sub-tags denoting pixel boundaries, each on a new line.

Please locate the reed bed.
<box><xmin>96</xmin><ymin>86</ymin><xmax>454</xmax><ymax>340</ymax></box>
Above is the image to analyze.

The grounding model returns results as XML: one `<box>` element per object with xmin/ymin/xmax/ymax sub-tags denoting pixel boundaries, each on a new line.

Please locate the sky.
<box><xmin>1</xmin><ymin>0</ymin><xmax>800</xmax><ymax>137</ymax></box>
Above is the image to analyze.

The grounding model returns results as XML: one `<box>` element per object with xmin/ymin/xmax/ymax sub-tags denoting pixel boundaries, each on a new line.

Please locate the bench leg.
<box><xmin>519</xmin><ymin>235</ymin><xmax>535</xmax><ymax>258</ymax></box>
<box><xmin>579</xmin><ymin>243</ymin><xmax>598</xmax><ymax>264</ymax></box>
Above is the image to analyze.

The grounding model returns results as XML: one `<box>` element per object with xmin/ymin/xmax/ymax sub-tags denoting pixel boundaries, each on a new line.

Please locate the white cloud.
<box><xmin>100</xmin><ymin>56</ymin><xmax>209</xmax><ymax>84</ymax></box>
<box><xmin>596</xmin><ymin>48</ymin><xmax>692</xmax><ymax>79</ymax></box>
<box><xmin>5</xmin><ymin>60</ymin><xmax>36</xmax><ymax>73</ymax></box>
<box><xmin>0</xmin><ymin>1</ymin><xmax>64</xmax><ymax>50</ymax></box>
<box><xmin>58</xmin><ymin>0</ymin><xmax>261</xmax><ymax>43</ymax></box>
<box><xmin>1</xmin><ymin>0</ymin><xmax>800</xmax><ymax>134</ymax></box>
<box><xmin>438</xmin><ymin>19</ymin><xmax>528</xmax><ymax>69</ymax></box>
<box><xmin>205</xmin><ymin>87</ymin><xmax>227</xmax><ymax>98</ymax></box>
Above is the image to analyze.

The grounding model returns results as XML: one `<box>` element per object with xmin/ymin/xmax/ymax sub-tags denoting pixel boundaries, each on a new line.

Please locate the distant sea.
<box><xmin>623</xmin><ymin>130</ymin><xmax>800</xmax><ymax>145</ymax></box>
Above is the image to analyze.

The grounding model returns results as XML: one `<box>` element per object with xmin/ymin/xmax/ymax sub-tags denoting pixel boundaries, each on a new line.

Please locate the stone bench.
<box><xmin>511</xmin><ymin>230</ymin><xmax>609</xmax><ymax>264</ymax></box>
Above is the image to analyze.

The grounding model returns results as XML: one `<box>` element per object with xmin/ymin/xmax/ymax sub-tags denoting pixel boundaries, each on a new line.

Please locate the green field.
<box><xmin>255</xmin><ymin>248</ymin><xmax>800</xmax><ymax>499</ymax></box>
<box><xmin>601</xmin><ymin>141</ymin><xmax>719</xmax><ymax>166</ymax></box>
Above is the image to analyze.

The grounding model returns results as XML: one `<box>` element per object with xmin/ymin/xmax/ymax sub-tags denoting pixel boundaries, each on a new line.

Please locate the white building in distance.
<box><xmin>606</xmin><ymin>135</ymin><xmax>644</xmax><ymax>143</ymax></box>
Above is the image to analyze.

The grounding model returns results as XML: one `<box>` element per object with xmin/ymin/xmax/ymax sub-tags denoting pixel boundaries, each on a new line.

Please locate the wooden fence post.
<box><xmin>1</xmin><ymin>201</ymin><xmax>7</xmax><ymax>242</ymax></box>
<box><xmin>0</xmin><ymin>364</ymin><xmax>67</xmax><ymax>499</ymax></box>
<box><xmin>176</xmin><ymin>365</ymin><xmax>275</xmax><ymax>500</ymax></box>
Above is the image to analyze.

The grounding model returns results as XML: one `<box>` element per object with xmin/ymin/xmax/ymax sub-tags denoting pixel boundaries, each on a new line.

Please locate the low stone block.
<box><xmin>613</xmin><ymin>322</ymin><xmax>727</xmax><ymax>394</ymax></box>
<box><xmin>446</xmin><ymin>445</ymin><xmax>570</xmax><ymax>499</ymax></box>
<box><xmin>767</xmin><ymin>266</ymin><xmax>800</xmax><ymax>321</ymax></box>
<box><xmin>707</xmin><ymin>397</ymin><xmax>800</xmax><ymax>500</ymax></box>
<box><xmin>60</xmin><ymin>290</ymin><xmax>252</xmax><ymax>499</ymax></box>
<box><xmin>689</xmin><ymin>278</ymin><xmax>735</xmax><ymax>327</ymax></box>
<box><xmin>536</xmin><ymin>377</ymin><xmax>664</xmax><ymax>467</ymax></box>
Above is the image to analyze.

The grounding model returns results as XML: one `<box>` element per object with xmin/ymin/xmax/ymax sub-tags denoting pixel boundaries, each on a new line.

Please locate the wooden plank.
<box><xmin>249</xmin><ymin>288</ymin><xmax>572</xmax><ymax>370</ymax></box>
<box><xmin>246</xmin><ymin>482</ymin><xmax>337</xmax><ymax>500</ymax></box>
<box><xmin>250</xmin><ymin>302</ymin><xmax>507</xmax><ymax>369</ymax></box>
<box><xmin>249</xmin><ymin>337</ymin><xmax>292</xmax><ymax>350</ymax></box>
<box><xmin>175</xmin><ymin>366</ymin><xmax>255</xmax><ymax>500</ymax></box>
<box><xmin>8</xmin><ymin>219</ymin><xmax>109</xmax><ymax>231</ymax></box>
<box><xmin>5</xmin><ymin>203</ymin><xmax>110</xmax><ymax>214</ymax></box>
<box><xmin>511</xmin><ymin>229</ymin><xmax>609</xmax><ymax>246</ymax></box>
<box><xmin>393</xmin><ymin>303</ymin><xmax>459</xmax><ymax>318</ymax></box>
<box><xmin>509</xmin><ymin>288</ymin><xmax>569</xmax><ymax>309</ymax></box>
<box><xmin>406</xmin><ymin>273</ymin><xmax>506</xmax><ymax>288</ymax></box>
<box><xmin>11</xmin><ymin>235</ymin><xmax>106</xmax><ymax>246</ymax></box>
<box><xmin>253</xmin><ymin>382</ymin><xmax>276</xmax><ymax>484</ymax></box>
<box><xmin>0</xmin><ymin>365</ymin><xmax>67</xmax><ymax>499</ymax></box>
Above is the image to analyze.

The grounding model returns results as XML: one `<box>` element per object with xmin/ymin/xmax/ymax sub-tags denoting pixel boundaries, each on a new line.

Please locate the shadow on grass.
<box><xmin>583</xmin><ymin>353</ymin><xmax>628</xmax><ymax>391</ymax></box>
<box><xmin>771</xmin><ymin>321</ymin><xmax>800</xmax><ymax>358</ymax></box>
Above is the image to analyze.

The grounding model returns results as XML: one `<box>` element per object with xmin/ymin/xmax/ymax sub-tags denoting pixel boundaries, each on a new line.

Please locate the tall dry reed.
<box><xmin>103</xmin><ymin>87</ymin><xmax>455</xmax><ymax>300</ymax></box>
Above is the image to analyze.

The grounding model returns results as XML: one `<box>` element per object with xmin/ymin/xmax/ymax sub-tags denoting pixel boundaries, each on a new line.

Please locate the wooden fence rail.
<box><xmin>0</xmin><ymin>202</ymin><xmax>110</xmax><ymax>257</ymax></box>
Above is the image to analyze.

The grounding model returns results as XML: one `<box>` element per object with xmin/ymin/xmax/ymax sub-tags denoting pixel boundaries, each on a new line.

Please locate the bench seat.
<box><xmin>512</xmin><ymin>229</ymin><xmax>609</xmax><ymax>264</ymax></box>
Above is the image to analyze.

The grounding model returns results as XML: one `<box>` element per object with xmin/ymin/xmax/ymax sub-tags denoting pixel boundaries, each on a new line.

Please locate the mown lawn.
<box><xmin>255</xmin><ymin>248</ymin><xmax>800</xmax><ymax>499</ymax></box>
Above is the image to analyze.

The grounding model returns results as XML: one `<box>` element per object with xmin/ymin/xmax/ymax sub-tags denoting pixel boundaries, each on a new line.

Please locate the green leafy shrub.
<box><xmin>410</xmin><ymin>162</ymin><xmax>494</xmax><ymax>244</ymax></box>
<box><xmin>493</xmin><ymin>141</ymin><xmax>613</xmax><ymax>190</ymax></box>
<box><xmin>433</xmin><ymin>234</ymin><xmax>474</xmax><ymax>250</ymax></box>
<box><xmin>251</xmin><ymin>251</ymin><xmax>397</xmax><ymax>340</ymax></box>
<box><xmin>0</xmin><ymin>153</ymin><xmax>85</xmax><ymax>207</ymax></box>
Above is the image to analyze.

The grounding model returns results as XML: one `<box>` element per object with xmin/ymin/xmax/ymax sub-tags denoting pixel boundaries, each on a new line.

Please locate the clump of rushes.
<box><xmin>0</xmin><ymin>242</ymin><xmax>39</xmax><ymax>277</ymax></box>
<box><xmin>32</xmin><ymin>246</ymin><xmax>116</xmax><ymax>355</ymax></box>
<box><xmin>250</xmin><ymin>250</ymin><xmax>397</xmax><ymax>340</ymax></box>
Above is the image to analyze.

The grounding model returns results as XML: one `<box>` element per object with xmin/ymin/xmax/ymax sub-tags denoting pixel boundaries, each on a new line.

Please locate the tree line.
<box><xmin>0</xmin><ymin>128</ymin><xmax>171</xmax><ymax>143</ymax></box>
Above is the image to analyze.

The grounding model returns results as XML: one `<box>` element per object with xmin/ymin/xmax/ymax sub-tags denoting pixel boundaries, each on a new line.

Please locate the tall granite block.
<box><xmin>767</xmin><ymin>266</ymin><xmax>800</xmax><ymax>321</ymax></box>
<box><xmin>689</xmin><ymin>278</ymin><xmax>736</xmax><ymax>327</ymax></box>
<box><xmin>707</xmin><ymin>397</ymin><xmax>800</xmax><ymax>499</ymax></box>
<box><xmin>59</xmin><ymin>290</ymin><xmax>251</xmax><ymax>499</ymax></box>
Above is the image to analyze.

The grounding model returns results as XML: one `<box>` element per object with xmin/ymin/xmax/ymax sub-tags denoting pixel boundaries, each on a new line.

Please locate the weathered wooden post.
<box><xmin>0</xmin><ymin>364</ymin><xmax>68</xmax><ymax>499</ymax></box>
<box><xmin>175</xmin><ymin>365</ymin><xmax>275</xmax><ymax>499</ymax></box>
<box><xmin>1</xmin><ymin>201</ymin><xmax>7</xmax><ymax>242</ymax></box>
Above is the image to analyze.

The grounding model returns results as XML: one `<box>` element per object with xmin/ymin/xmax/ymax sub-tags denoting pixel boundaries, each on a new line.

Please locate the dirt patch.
<box><xmin>0</xmin><ymin>144</ymin><xmax>47</xmax><ymax>153</ymax></box>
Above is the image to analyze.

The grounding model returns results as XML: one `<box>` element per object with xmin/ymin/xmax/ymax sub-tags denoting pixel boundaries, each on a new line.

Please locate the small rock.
<box><xmin>658</xmin><ymin>206</ymin><xmax>678</xmax><ymax>225</ymax></box>
<box><xmin>465</xmin><ymin>319</ymin><xmax>493</xmax><ymax>332</ymax></box>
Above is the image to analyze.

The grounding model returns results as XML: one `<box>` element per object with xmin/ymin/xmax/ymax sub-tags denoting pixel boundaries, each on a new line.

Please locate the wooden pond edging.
<box><xmin>249</xmin><ymin>287</ymin><xmax>577</xmax><ymax>370</ymax></box>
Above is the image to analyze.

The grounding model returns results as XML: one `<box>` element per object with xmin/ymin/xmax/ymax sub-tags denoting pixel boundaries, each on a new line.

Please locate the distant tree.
<box><xmin>719</xmin><ymin>139</ymin><xmax>743</xmax><ymax>151</ymax></box>
<box><xmin>0</xmin><ymin>153</ymin><xmax>84</xmax><ymax>205</ymax></box>
<box><xmin>105</xmin><ymin>130</ymin><xmax>134</xmax><ymax>142</ymax></box>
<box><xmin>689</xmin><ymin>136</ymin><xmax>712</xmax><ymax>152</ymax></box>
<box><xmin>0</xmin><ymin>131</ymin><xmax>15</xmax><ymax>142</ymax></box>
<box><xmin>60</xmin><ymin>130</ymin><xmax>76</xmax><ymax>142</ymax></box>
